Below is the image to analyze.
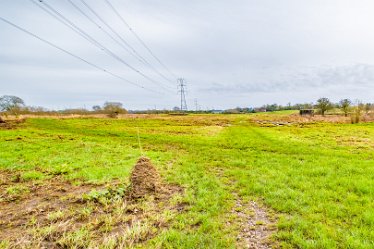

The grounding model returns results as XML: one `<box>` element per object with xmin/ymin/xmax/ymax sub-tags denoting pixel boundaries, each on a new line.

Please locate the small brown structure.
<box><xmin>299</xmin><ymin>109</ymin><xmax>314</xmax><ymax>116</ymax></box>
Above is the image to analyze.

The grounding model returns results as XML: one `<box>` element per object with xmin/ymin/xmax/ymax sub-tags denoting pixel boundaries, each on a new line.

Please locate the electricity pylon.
<box><xmin>177</xmin><ymin>78</ymin><xmax>187</xmax><ymax>111</ymax></box>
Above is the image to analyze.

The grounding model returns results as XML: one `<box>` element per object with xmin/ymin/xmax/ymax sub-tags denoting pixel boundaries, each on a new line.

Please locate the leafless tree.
<box><xmin>0</xmin><ymin>95</ymin><xmax>25</xmax><ymax>117</ymax></box>
<box><xmin>92</xmin><ymin>105</ymin><xmax>102</xmax><ymax>112</ymax></box>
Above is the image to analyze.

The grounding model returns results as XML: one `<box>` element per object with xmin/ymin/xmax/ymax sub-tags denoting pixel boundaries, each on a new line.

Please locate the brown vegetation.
<box><xmin>0</xmin><ymin>118</ymin><xmax>26</xmax><ymax>129</ymax></box>
<box><xmin>252</xmin><ymin>113</ymin><xmax>374</xmax><ymax>127</ymax></box>
<box><xmin>0</xmin><ymin>158</ymin><xmax>184</xmax><ymax>248</ymax></box>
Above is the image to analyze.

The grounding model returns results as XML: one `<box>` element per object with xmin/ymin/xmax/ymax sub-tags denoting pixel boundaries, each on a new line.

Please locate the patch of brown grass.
<box><xmin>251</xmin><ymin>113</ymin><xmax>374</xmax><ymax>127</ymax></box>
<box><xmin>0</xmin><ymin>164</ymin><xmax>185</xmax><ymax>248</ymax></box>
<box><xmin>0</xmin><ymin>118</ymin><xmax>26</xmax><ymax>130</ymax></box>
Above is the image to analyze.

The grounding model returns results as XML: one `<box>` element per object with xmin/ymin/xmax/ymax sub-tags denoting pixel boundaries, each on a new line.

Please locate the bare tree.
<box><xmin>92</xmin><ymin>105</ymin><xmax>102</xmax><ymax>112</ymax></box>
<box><xmin>316</xmin><ymin>98</ymin><xmax>332</xmax><ymax>116</ymax></box>
<box><xmin>0</xmin><ymin>95</ymin><xmax>25</xmax><ymax>117</ymax></box>
<box><xmin>339</xmin><ymin>99</ymin><xmax>351</xmax><ymax>117</ymax></box>
<box><xmin>103</xmin><ymin>102</ymin><xmax>127</xmax><ymax>118</ymax></box>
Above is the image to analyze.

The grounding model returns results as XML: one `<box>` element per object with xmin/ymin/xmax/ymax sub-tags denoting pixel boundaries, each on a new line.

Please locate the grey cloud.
<box><xmin>200</xmin><ymin>64</ymin><xmax>374</xmax><ymax>94</ymax></box>
<box><xmin>1</xmin><ymin>0</ymin><xmax>374</xmax><ymax>109</ymax></box>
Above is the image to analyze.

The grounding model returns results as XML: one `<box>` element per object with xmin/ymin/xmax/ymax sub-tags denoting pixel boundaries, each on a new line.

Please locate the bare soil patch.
<box><xmin>233</xmin><ymin>194</ymin><xmax>277</xmax><ymax>249</ymax></box>
<box><xmin>0</xmin><ymin>118</ymin><xmax>25</xmax><ymax>130</ymax></box>
<box><xmin>0</xmin><ymin>176</ymin><xmax>94</xmax><ymax>242</ymax></box>
<box><xmin>0</xmin><ymin>159</ymin><xmax>184</xmax><ymax>248</ymax></box>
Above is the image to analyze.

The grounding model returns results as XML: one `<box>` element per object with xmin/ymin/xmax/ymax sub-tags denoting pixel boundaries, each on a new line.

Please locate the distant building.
<box><xmin>210</xmin><ymin>110</ymin><xmax>224</xmax><ymax>114</ymax></box>
<box><xmin>299</xmin><ymin>109</ymin><xmax>314</xmax><ymax>116</ymax></box>
<box><xmin>254</xmin><ymin>108</ymin><xmax>267</xmax><ymax>113</ymax></box>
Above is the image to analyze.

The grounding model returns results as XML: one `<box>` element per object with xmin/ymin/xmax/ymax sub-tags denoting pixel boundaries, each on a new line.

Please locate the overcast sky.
<box><xmin>1</xmin><ymin>0</ymin><xmax>374</xmax><ymax>110</ymax></box>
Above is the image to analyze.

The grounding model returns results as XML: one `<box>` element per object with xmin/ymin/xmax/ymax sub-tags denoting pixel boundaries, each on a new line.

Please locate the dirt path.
<box><xmin>212</xmin><ymin>168</ymin><xmax>277</xmax><ymax>248</ymax></box>
<box><xmin>232</xmin><ymin>193</ymin><xmax>277</xmax><ymax>249</ymax></box>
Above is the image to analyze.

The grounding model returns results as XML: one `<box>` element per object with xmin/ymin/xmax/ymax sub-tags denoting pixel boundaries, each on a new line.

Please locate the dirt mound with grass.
<box><xmin>0</xmin><ymin>167</ymin><xmax>185</xmax><ymax>248</ymax></box>
<box><xmin>129</xmin><ymin>157</ymin><xmax>161</xmax><ymax>198</ymax></box>
<box><xmin>0</xmin><ymin>118</ymin><xmax>26</xmax><ymax>129</ymax></box>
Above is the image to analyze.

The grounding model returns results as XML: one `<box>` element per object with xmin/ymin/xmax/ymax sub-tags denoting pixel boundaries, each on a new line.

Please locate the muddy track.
<box><xmin>232</xmin><ymin>193</ymin><xmax>277</xmax><ymax>249</ymax></box>
<box><xmin>212</xmin><ymin>167</ymin><xmax>277</xmax><ymax>248</ymax></box>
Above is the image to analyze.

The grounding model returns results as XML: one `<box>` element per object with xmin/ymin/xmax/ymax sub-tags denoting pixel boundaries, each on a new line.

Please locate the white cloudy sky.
<box><xmin>0</xmin><ymin>0</ymin><xmax>374</xmax><ymax>110</ymax></box>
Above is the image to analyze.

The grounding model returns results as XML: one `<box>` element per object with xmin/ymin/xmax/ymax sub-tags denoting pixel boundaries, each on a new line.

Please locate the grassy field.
<box><xmin>0</xmin><ymin>114</ymin><xmax>373</xmax><ymax>248</ymax></box>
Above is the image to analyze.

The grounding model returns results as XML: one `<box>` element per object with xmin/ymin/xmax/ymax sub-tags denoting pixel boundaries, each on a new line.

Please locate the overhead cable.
<box><xmin>32</xmin><ymin>0</ymin><xmax>173</xmax><ymax>92</ymax></box>
<box><xmin>0</xmin><ymin>16</ymin><xmax>162</xmax><ymax>94</ymax></box>
<box><xmin>66</xmin><ymin>0</ymin><xmax>175</xmax><ymax>86</ymax></box>
<box><xmin>104</xmin><ymin>0</ymin><xmax>178</xmax><ymax>80</ymax></box>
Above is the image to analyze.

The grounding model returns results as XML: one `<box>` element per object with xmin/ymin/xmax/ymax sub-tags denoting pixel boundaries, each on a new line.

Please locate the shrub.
<box><xmin>103</xmin><ymin>102</ymin><xmax>127</xmax><ymax>118</ymax></box>
<box><xmin>351</xmin><ymin>103</ymin><xmax>364</xmax><ymax>124</ymax></box>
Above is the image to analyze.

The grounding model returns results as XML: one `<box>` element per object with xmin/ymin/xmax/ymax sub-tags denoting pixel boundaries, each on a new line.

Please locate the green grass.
<box><xmin>0</xmin><ymin>114</ymin><xmax>373</xmax><ymax>248</ymax></box>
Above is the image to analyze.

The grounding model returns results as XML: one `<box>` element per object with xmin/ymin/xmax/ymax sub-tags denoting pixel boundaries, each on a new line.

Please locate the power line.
<box><xmin>79</xmin><ymin>0</ymin><xmax>175</xmax><ymax>87</ymax></box>
<box><xmin>32</xmin><ymin>0</ymin><xmax>173</xmax><ymax>92</ymax></box>
<box><xmin>65</xmin><ymin>0</ymin><xmax>175</xmax><ymax>87</ymax></box>
<box><xmin>104</xmin><ymin>0</ymin><xmax>177</xmax><ymax>82</ymax></box>
<box><xmin>194</xmin><ymin>98</ymin><xmax>199</xmax><ymax>111</ymax></box>
<box><xmin>104</xmin><ymin>0</ymin><xmax>178</xmax><ymax>80</ymax></box>
<box><xmin>79</xmin><ymin>0</ymin><xmax>144</xmax><ymax>64</ymax></box>
<box><xmin>0</xmin><ymin>16</ymin><xmax>161</xmax><ymax>94</ymax></box>
<box><xmin>66</xmin><ymin>0</ymin><xmax>139</xmax><ymax>62</ymax></box>
<box><xmin>36</xmin><ymin>0</ymin><xmax>170</xmax><ymax>90</ymax></box>
<box><xmin>29</xmin><ymin>0</ymin><xmax>103</xmax><ymax>51</ymax></box>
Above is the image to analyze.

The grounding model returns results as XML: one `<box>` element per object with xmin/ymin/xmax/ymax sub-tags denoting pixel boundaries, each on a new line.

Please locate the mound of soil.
<box><xmin>0</xmin><ymin>155</ymin><xmax>185</xmax><ymax>247</ymax></box>
<box><xmin>129</xmin><ymin>157</ymin><xmax>161</xmax><ymax>198</ymax></box>
<box><xmin>0</xmin><ymin>118</ymin><xmax>25</xmax><ymax>129</ymax></box>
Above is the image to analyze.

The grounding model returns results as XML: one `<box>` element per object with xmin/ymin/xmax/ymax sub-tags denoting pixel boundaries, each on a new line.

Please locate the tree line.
<box><xmin>0</xmin><ymin>95</ymin><xmax>373</xmax><ymax>120</ymax></box>
<box><xmin>0</xmin><ymin>95</ymin><xmax>127</xmax><ymax>119</ymax></box>
<box><xmin>224</xmin><ymin>97</ymin><xmax>373</xmax><ymax>116</ymax></box>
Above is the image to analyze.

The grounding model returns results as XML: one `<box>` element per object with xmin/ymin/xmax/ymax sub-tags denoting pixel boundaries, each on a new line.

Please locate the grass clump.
<box><xmin>57</xmin><ymin>227</ymin><xmax>92</xmax><ymax>248</ymax></box>
<box><xmin>47</xmin><ymin>210</ymin><xmax>65</xmax><ymax>222</ymax></box>
<box><xmin>6</xmin><ymin>185</ymin><xmax>29</xmax><ymax>196</ymax></box>
<box><xmin>21</xmin><ymin>170</ymin><xmax>45</xmax><ymax>181</ymax></box>
<box><xmin>82</xmin><ymin>187</ymin><xmax>126</xmax><ymax>205</ymax></box>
